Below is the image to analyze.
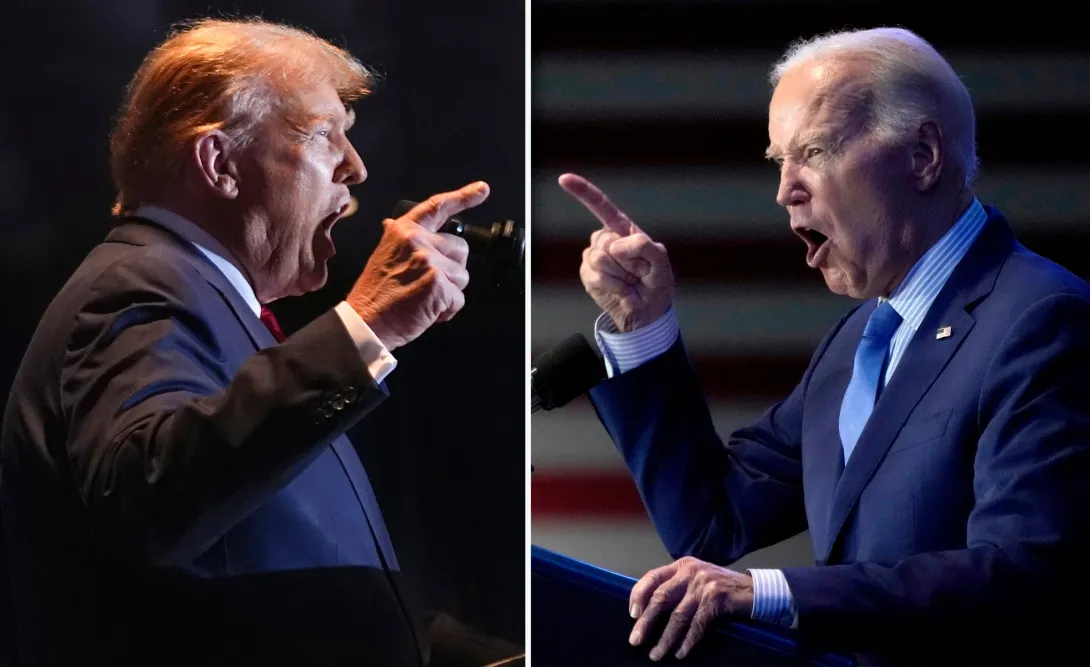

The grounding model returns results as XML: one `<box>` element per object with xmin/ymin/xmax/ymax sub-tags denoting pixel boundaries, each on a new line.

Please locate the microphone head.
<box><xmin>391</xmin><ymin>198</ymin><xmax>523</xmax><ymax>294</ymax></box>
<box><xmin>532</xmin><ymin>334</ymin><xmax>606</xmax><ymax>411</ymax></box>
<box><xmin>391</xmin><ymin>199</ymin><xmax>417</xmax><ymax>220</ymax></box>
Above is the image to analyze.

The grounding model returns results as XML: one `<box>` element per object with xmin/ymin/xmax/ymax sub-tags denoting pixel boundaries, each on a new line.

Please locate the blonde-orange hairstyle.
<box><xmin>109</xmin><ymin>17</ymin><xmax>374</xmax><ymax>216</ymax></box>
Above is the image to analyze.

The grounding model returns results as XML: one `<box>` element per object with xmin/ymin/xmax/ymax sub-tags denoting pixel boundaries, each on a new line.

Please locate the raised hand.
<box><xmin>347</xmin><ymin>181</ymin><xmax>489</xmax><ymax>350</ymax></box>
<box><xmin>559</xmin><ymin>173</ymin><xmax>675</xmax><ymax>332</ymax></box>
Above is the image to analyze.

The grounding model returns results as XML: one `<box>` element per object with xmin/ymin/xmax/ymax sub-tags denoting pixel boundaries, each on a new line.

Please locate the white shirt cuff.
<box><xmin>334</xmin><ymin>301</ymin><xmax>397</xmax><ymax>384</ymax></box>
<box><xmin>747</xmin><ymin>568</ymin><xmax>798</xmax><ymax>630</ymax></box>
<box><xmin>593</xmin><ymin>305</ymin><xmax>680</xmax><ymax>377</ymax></box>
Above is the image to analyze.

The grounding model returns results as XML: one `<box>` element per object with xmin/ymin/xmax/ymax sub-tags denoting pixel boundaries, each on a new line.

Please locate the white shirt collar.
<box><xmin>132</xmin><ymin>204</ymin><xmax>262</xmax><ymax>318</ymax></box>
<box><xmin>883</xmin><ymin>197</ymin><xmax>988</xmax><ymax>332</ymax></box>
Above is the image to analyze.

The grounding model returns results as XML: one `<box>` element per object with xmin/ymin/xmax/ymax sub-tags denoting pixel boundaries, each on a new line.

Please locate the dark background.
<box><xmin>0</xmin><ymin>0</ymin><xmax>525</xmax><ymax>655</ymax></box>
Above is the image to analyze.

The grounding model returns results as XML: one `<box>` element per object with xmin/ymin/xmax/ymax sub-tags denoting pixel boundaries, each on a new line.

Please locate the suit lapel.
<box><xmin>105</xmin><ymin>219</ymin><xmax>277</xmax><ymax>351</ymax></box>
<box><xmin>801</xmin><ymin>313</ymin><xmax>863</xmax><ymax>563</ymax></box>
<box><xmin>191</xmin><ymin>260</ymin><xmax>279</xmax><ymax>351</ymax></box>
<box><xmin>821</xmin><ymin>208</ymin><xmax>1013</xmax><ymax>560</ymax></box>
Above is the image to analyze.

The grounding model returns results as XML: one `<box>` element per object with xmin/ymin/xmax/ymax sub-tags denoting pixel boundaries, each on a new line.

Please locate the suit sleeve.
<box><xmin>781</xmin><ymin>293</ymin><xmax>1090</xmax><ymax>652</ymax></box>
<box><xmin>60</xmin><ymin>252</ymin><xmax>387</xmax><ymax>566</ymax></box>
<box><xmin>587</xmin><ymin>307</ymin><xmax>857</xmax><ymax>564</ymax></box>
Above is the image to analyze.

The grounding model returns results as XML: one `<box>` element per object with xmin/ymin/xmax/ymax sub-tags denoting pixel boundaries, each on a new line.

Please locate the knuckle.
<box><xmin>407</xmin><ymin>226</ymin><xmax>430</xmax><ymax>246</ymax></box>
<box><xmin>689</xmin><ymin>616</ymin><xmax>707</xmax><ymax>635</ymax></box>
<box><xmin>435</xmin><ymin>279</ymin><xmax>452</xmax><ymax>301</ymax></box>
<box><xmin>411</xmin><ymin>247</ymin><xmax>433</xmax><ymax>266</ymax></box>
<box><xmin>422</xmin><ymin>195</ymin><xmax>444</xmax><ymax>217</ymax></box>
<box><xmin>649</xmin><ymin>590</ymin><xmax>670</xmax><ymax>606</ymax></box>
<box><xmin>420</xmin><ymin>265</ymin><xmax>441</xmax><ymax>289</ymax></box>
<box><xmin>388</xmin><ymin>221</ymin><xmax>416</xmax><ymax>245</ymax></box>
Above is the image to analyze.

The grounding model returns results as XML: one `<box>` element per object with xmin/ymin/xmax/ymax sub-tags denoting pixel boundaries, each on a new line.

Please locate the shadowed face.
<box><xmin>767</xmin><ymin>58</ymin><xmax>918</xmax><ymax>299</ymax></box>
<box><xmin>234</xmin><ymin>79</ymin><xmax>366</xmax><ymax>300</ymax></box>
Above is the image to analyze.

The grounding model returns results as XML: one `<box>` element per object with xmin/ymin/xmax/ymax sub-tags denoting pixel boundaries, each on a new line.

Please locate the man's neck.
<box><xmin>880</xmin><ymin>187</ymin><xmax>976</xmax><ymax>298</ymax></box>
<box><xmin>145</xmin><ymin>197</ymin><xmax>259</xmax><ymax>289</ymax></box>
<box><xmin>917</xmin><ymin>187</ymin><xmax>975</xmax><ymax>258</ymax></box>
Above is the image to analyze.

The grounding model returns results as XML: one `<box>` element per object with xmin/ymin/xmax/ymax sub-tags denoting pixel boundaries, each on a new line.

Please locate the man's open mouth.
<box><xmin>795</xmin><ymin>227</ymin><xmax>829</xmax><ymax>268</ymax></box>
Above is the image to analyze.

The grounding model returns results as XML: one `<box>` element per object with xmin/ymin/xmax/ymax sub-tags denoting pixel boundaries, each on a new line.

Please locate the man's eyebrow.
<box><xmin>765</xmin><ymin>137</ymin><xmax>797</xmax><ymax>161</ymax></box>
<box><xmin>303</xmin><ymin>106</ymin><xmax>355</xmax><ymax>129</ymax></box>
<box><xmin>795</xmin><ymin>131</ymin><xmax>824</xmax><ymax>149</ymax></box>
<box><xmin>765</xmin><ymin>129</ymin><xmax>836</xmax><ymax>161</ymax></box>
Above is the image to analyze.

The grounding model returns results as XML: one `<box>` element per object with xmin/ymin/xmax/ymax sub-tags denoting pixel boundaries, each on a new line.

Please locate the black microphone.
<box><xmin>391</xmin><ymin>199</ymin><xmax>524</xmax><ymax>274</ymax></box>
<box><xmin>531</xmin><ymin>334</ymin><xmax>606</xmax><ymax>413</ymax></box>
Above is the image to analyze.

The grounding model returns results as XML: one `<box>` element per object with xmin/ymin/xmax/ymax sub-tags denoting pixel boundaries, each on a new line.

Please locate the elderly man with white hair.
<box><xmin>0</xmin><ymin>17</ymin><xmax>520</xmax><ymax>667</ymax></box>
<box><xmin>563</xmin><ymin>27</ymin><xmax>1090</xmax><ymax>665</ymax></box>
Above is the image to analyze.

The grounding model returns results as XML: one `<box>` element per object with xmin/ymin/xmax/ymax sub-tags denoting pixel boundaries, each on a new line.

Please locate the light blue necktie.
<box><xmin>838</xmin><ymin>301</ymin><xmax>903</xmax><ymax>462</ymax></box>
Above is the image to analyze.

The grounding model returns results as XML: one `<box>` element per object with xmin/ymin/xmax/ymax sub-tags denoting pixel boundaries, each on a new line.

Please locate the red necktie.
<box><xmin>259</xmin><ymin>306</ymin><xmax>286</xmax><ymax>343</ymax></box>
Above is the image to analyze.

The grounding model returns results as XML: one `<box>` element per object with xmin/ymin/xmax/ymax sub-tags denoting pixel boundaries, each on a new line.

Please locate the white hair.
<box><xmin>770</xmin><ymin>27</ymin><xmax>978</xmax><ymax>186</ymax></box>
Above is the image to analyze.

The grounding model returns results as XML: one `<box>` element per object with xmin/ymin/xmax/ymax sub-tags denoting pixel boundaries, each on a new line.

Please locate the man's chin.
<box><xmin>294</xmin><ymin>265</ymin><xmax>329</xmax><ymax>295</ymax></box>
<box><xmin>820</xmin><ymin>268</ymin><xmax>863</xmax><ymax>299</ymax></box>
<box><xmin>820</xmin><ymin>268</ymin><xmax>845</xmax><ymax>294</ymax></box>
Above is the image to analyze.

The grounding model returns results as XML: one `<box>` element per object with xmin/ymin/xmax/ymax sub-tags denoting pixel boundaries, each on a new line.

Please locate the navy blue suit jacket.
<box><xmin>589</xmin><ymin>209</ymin><xmax>1090</xmax><ymax>663</ymax></box>
<box><xmin>0</xmin><ymin>221</ymin><xmax>425</xmax><ymax>665</ymax></box>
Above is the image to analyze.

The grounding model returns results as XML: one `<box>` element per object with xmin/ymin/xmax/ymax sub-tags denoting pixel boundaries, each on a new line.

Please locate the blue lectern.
<box><xmin>531</xmin><ymin>545</ymin><xmax>854</xmax><ymax>666</ymax></box>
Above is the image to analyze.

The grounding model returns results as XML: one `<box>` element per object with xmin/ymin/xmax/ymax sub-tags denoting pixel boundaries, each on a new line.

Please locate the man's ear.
<box><xmin>909</xmin><ymin>121</ymin><xmax>943</xmax><ymax>193</ymax></box>
<box><xmin>193</xmin><ymin>130</ymin><xmax>241</xmax><ymax>200</ymax></box>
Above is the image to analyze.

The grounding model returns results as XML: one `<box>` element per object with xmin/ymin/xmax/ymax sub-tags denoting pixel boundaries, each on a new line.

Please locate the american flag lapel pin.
<box><xmin>936</xmin><ymin>326</ymin><xmax>952</xmax><ymax>340</ymax></box>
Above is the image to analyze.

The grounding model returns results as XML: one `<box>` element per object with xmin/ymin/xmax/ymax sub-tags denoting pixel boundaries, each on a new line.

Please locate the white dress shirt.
<box><xmin>593</xmin><ymin>198</ymin><xmax>989</xmax><ymax>630</ymax></box>
<box><xmin>133</xmin><ymin>205</ymin><xmax>397</xmax><ymax>384</ymax></box>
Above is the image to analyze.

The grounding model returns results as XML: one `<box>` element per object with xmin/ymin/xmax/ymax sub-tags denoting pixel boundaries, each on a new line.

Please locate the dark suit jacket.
<box><xmin>589</xmin><ymin>208</ymin><xmax>1090</xmax><ymax>665</ymax></box>
<box><xmin>0</xmin><ymin>220</ymin><xmax>426</xmax><ymax>666</ymax></box>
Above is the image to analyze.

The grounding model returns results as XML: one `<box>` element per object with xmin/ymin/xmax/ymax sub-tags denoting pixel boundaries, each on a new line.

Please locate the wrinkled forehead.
<box><xmin>273</xmin><ymin>76</ymin><xmax>356</xmax><ymax>127</ymax></box>
<box><xmin>768</xmin><ymin>58</ymin><xmax>873</xmax><ymax>149</ymax></box>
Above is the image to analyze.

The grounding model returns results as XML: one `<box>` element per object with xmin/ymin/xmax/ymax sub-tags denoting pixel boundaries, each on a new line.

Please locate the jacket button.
<box><xmin>332</xmin><ymin>397</ymin><xmax>345</xmax><ymax>411</ymax></box>
<box><xmin>343</xmin><ymin>386</ymin><xmax>358</xmax><ymax>404</ymax></box>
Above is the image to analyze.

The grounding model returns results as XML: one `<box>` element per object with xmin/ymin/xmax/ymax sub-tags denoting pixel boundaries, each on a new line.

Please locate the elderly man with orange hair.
<box><xmin>0</xmin><ymin>18</ymin><xmax>516</xmax><ymax>667</ymax></box>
